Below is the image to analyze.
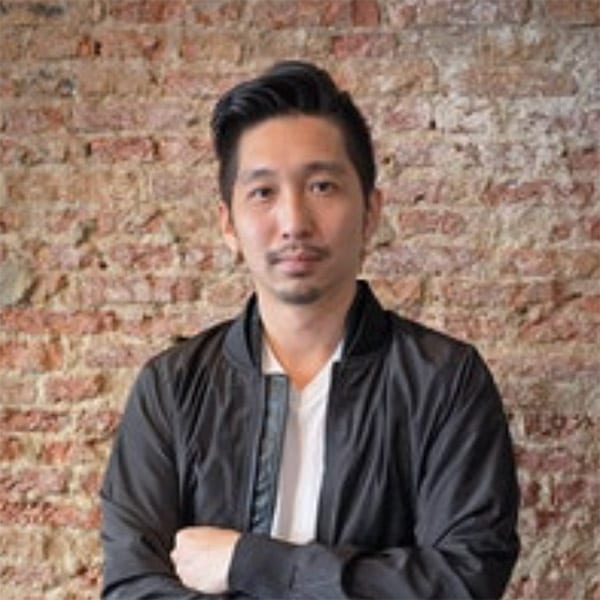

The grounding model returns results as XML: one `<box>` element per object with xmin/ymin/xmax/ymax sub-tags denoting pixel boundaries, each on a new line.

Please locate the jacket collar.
<box><xmin>223</xmin><ymin>280</ymin><xmax>389</xmax><ymax>372</ymax></box>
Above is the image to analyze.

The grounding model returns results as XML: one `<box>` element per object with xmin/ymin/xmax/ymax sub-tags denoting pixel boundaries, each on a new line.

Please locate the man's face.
<box><xmin>219</xmin><ymin>115</ymin><xmax>381</xmax><ymax>307</ymax></box>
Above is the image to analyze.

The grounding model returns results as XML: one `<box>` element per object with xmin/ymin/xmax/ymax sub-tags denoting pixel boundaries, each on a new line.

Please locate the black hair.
<box><xmin>210</xmin><ymin>60</ymin><xmax>376</xmax><ymax>205</ymax></box>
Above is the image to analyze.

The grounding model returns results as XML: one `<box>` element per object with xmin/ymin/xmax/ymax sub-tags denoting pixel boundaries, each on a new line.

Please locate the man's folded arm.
<box><xmin>227</xmin><ymin>348</ymin><xmax>520</xmax><ymax>600</ymax></box>
<box><xmin>101</xmin><ymin>362</ymin><xmax>219</xmax><ymax>599</ymax></box>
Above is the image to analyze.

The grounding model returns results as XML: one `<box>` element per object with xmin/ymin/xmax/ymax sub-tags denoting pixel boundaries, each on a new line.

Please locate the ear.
<box><xmin>363</xmin><ymin>188</ymin><xmax>383</xmax><ymax>242</ymax></box>
<box><xmin>218</xmin><ymin>201</ymin><xmax>240</xmax><ymax>256</ymax></box>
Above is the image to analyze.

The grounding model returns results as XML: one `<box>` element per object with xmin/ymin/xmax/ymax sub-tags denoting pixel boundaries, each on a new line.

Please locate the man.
<box><xmin>101</xmin><ymin>61</ymin><xmax>520</xmax><ymax>599</ymax></box>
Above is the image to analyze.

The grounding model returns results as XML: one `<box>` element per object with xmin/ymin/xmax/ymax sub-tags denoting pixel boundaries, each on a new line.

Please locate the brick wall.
<box><xmin>0</xmin><ymin>1</ymin><xmax>598</xmax><ymax>598</ymax></box>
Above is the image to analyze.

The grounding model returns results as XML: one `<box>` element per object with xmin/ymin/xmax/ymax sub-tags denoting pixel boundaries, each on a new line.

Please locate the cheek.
<box><xmin>235</xmin><ymin>218</ymin><xmax>272</xmax><ymax>252</ymax></box>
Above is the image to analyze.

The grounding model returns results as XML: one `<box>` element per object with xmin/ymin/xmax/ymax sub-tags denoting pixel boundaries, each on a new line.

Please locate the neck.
<box><xmin>258</xmin><ymin>282</ymin><xmax>357</xmax><ymax>389</ymax></box>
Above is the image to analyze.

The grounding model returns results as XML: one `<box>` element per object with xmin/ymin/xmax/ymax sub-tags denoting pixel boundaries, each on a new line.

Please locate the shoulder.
<box><xmin>386</xmin><ymin>312</ymin><xmax>475</xmax><ymax>368</ymax></box>
<box><xmin>130</xmin><ymin>318</ymin><xmax>235</xmax><ymax>399</ymax></box>
<box><xmin>150</xmin><ymin>319</ymin><xmax>234</xmax><ymax>373</ymax></box>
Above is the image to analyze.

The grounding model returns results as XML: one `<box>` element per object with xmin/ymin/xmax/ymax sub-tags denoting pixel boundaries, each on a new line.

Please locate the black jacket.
<box><xmin>101</xmin><ymin>282</ymin><xmax>520</xmax><ymax>599</ymax></box>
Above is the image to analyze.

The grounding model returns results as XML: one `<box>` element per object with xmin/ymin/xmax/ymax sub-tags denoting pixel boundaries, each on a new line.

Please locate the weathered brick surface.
<box><xmin>0</xmin><ymin>1</ymin><xmax>598</xmax><ymax>597</ymax></box>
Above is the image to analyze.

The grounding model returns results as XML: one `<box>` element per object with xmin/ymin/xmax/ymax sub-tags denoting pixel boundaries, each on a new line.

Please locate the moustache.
<box><xmin>266</xmin><ymin>244</ymin><xmax>330</xmax><ymax>265</ymax></box>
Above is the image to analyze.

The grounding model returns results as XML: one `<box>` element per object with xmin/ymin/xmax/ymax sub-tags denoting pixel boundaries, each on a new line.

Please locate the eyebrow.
<box><xmin>237</xmin><ymin>161</ymin><xmax>348</xmax><ymax>185</ymax></box>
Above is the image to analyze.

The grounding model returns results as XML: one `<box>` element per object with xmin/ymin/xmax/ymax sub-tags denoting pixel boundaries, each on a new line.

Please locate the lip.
<box><xmin>268</xmin><ymin>245</ymin><xmax>328</xmax><ymax>263</ymax></box>
<box><xmin>268</xmin><ymin>246</ymin><xmax>328</xmax><ymax>274</ymax></box>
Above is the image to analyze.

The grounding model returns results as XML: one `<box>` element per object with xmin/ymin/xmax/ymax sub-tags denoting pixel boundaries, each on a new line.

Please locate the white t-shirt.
<box><xmin>263</xmin><ymin>340</ymin><xmax>342</xmax><ymax>544</ymax></box>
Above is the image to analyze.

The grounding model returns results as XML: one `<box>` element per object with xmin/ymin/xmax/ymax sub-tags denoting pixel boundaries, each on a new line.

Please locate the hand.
<box><xmin>170</xmin><ymin>526</ymin><xmax>241</xmax><ymax>594</ymax></box>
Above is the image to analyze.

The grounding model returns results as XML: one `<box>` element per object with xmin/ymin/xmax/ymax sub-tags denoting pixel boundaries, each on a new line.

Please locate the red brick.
<box><xmin>392</xmin><ymin>137</ymin><xmax>436</xmax><ymax>168</ymax></box>
<box><xmin>568</xmin><ymin>145</ymin><xmax>600</xmax><ymax>172</ymax></box>
<box><xmin>4</xmin><ymin>105</ymin><xmax>65</xmax><ymax>135</ymax></box>
<box><xmin>84</xmin><ymin>341</ymin><xmax>160</xmax><ymax>369</ymax></box>
<box><xmin>106</xmin><ymin>243</ymin><xmax>177</xmax><ymax>271</ymax></box>
<box><xmin>73</xmin><ymin>275</ymin><xmax>200</xmax><ymax>306</ymax></box>
<box><xmin>0</xmin><ymin>28</ymin><xmax>28</xmax><ymax>61</ymax></box>
<box><xmin>0</xmin><ymin>436</ymin><xmax>25</xmax><ymax>462</ymax></box>
<box><xmin>500</xmin><ymin>248</ymin><xmax>599</xmax><ymax>278</ymax></box>
<box><xmin>26</xmin><ymin>26</ymin><xmax>82</xmax><ymax>59</ymax></box>
<box><xmin>161</xmin><ymin>67</ymin><xmax>244</xmax><ymax>98</ymax></box>
<box><xmin>397</xmin><ymin>209</ymin><xmax>467</xmax><ymax>237</ymax></box>
<box><xmin>0</xmin><ymin>408</ymin><xmax>68</xmax><ymax>433</ymax></box>
<box><xmin>79</xmin><ymin>467</ymin><xmax>103</xmax><ymax>496</ymax></box>
<box><xmin>580</xmin><ymin>294</ymin><xmax>600</xmax><ymax>313</ymax></box>
<box><xmin>28</xmin><ymin>273</ymin><xmax>69</xmax><ymax>305</ymax></box>
<box><xmin>337</xmin><ymin>58</ymin><xmax>437</xmax><ymax>95</ymax></box>
<box><xmin>151</xmin><ymin>170</ymin><xmax>218</xmax><ymax>201</ymax></box>
<box><xmin>37</xmin><ymin>440</ymin><xmax>76</xmax><ymax>464</ymax></box>
<box><xmin>63</xmin><ymin>168</ymin><xmax>144</xmax><ymax>205</ymax></box>
<box><xmin>0</xmin><ymin>499</ymin><xmax>100</xmax><ymax>529</ymax></box>
<box><xmin>416</xmin><ymin>0</ymin><xmax>531</xmax><ymax>25</ymax></box>
<box><xmin>519</xmin><ymin>478</ymin><xmax>542</xmax><ymax>508</ymax></box>
<box><xmin>441</xmin><ymin>313</ymin><xmax>506</xmax><ymax>342</ymax></box>
<box><xmin>38</xmin><ymin>438</ymin><xmax>108</xmax><ymax>465</ymax></box>
<box><xmin>5</xmin><ymin>170</ymin><xmax>63</xmax><ymax>204</ymax></box>
<box><xmin>0</xmin><ymin>467</ymin><xmax>68</xmax><ymax>499</ymax></box>
<box><xmin>180</xmin><ymin>31</ymin><xmax>242</xmax><ymax>62</ymax></box>
<box><xmin>516</xmin><ymin>445</ymin><xmax>594</xmax><ymax>475</ymax></box>
<box><xmin>156</xmin><ymin>136</ymin><xmax>212</xmax><ymax>163</ymax></box>
<box><xmin>352</xmin><ymin>0</ymin><xmax>380</xmax><ymax>25</ymax></box>
<box><xmin>522</xmin><ymin>412</ymin><xmax>596</xmax><ymax>441</ymax></box>
<box><xmin>385</xmin><ymin>177</ymin><xmax>445</xmax><ymax>206</ymax></box>
<box><xmin>44</xmin><ymin>374</ymin><xmax>104</xmax><ymax>403</ymax></box>
<box><xmin>87</xmin><ymin>136</ymin><xmax>156</xmax><ymax>163</ymax></box>
<box><xmin>0</xmin><ymin>563</ymin><xmax>56</xmax><ymax>592</ymax></box>
<box><xmin>478</xmin><ymin>26</ymin><xmax>560</xmax><ymax>64</ymax></box>
<box><xmin>550</xmin><ymin>476</ymin><xmax>599</xmax><ymax>507</ymax></box>
<box><xmin>519</xmin><ymin>311</ymin><xmax>599</xmax><ymax>343</ymax></box>
<box><xmin>0</xmin><ymin>527</ymin><xmax>48</xmax><ymax>562</ymax></box>
<box><xmin>94</xmin><ymin>29</ymin><xmax>168</xmax><ymax>60</ymax></box>
<box><xmin>0</xmin><ymin>378</ymin><xmax>37</xmax><ymax>405</ymax></box>
<box><xmin>109</xmin><ymin>0</ymin><xmax>186</xmax><ymax>23</ymax></box>
<box><xmin>204</xmin><ymin>277</ymin><xmax>252</xmax><ymax>308</ymax></box>
<box><xmin>491</xmin><ymin>351</ymin><xmax>600</xmax><ymax>382</ymax></box>
<box><xmin>0</xmin><ymin>1</ymin><xmax>95</xmax><ymax>25</ymax></box>
<box><xmin>380</xmin><ymin>99</ymin><xmax>432</xmax><ymax>132</ymax></box>
<box><xmin>3</xmin><ymin>134</ymin><xmax>70</xmax><ymax>166</ymax></box>
<box><xmin>387</xmin><ymin>2</ymin><xmax>418</xmax><ymax>28</ymax></box>
<box><xmin>545</xmin><ymin>0</ymin><xmax>600</xmax><ymax>24</ymax></box>
<box><xmin>481</xmin><ymin>180</ymin><xmax>595</xmax><ymax>208</ymax></box>
<box><xmin>0</xmin><ymin>339</ymin><xmax>63</xmax><ymax>372</ymax></box>
<box><xmin>332</xmin><ymin>33</ymin><xmax>396</xmax><ymax>59</ymax></box>
<box><xmin>188</xmin><ymin>0</ymin><xmax>245</xmax><ymax>25</ymax></box>
<box><xmin>75</xmin><ymin>409</ymin><xmax>122</xmax><ymax>439</ymax></box>
<box><xmin>31</xmin><ymin>242</ymin><xmax>100</xmax><ymax>271</ymax></box>
<box><xmin>96</xmin><ymin>207</ymin><xmax>166</xmax><ymax>236</ymax></box>
<box><xmin>72</xmin><ymin>103</ymin><xmax>140</xmax><ymax>132</ymax></box>
<box><xmin>75</xmin><ymin>62</ymin><xmax>158</xmax><ymax>98</ymax></box>
<box><xmin>365</xmin><ymin>244</ymin><xmax>484</xmax><ymax>276</ymax></box>
<box><xmin>588</xmin><ymin>216</ymin><xmax>600</xmax><ymax>240</ymax></box>
<box><xmin>0</xmin><ymin>207</ymin><xmax>21</xmax><ymax>233</ymax></box>
<box><xmin>120</xmin><ymin>311</ymin><xmax>202</xmax><ymax>338</ymax></box>
<box><xmin>521</xmin><ymin>575</ymin><xmax>576</xmax><ymax>600</ymax></box>
<box><xmin>249</xmin><ymin>0</ymin><xmax>351</xmax><ymax>28</ymax></box>
<box><xmin>457</xmin><ymin>64</ymin><xmax>578</xmax><ymax>97</ymax></box>
<box><xmin>370</xmin><ymin>277</ymin><xmax>424</xmax><ymax>308</ymax></box>
<box><xmin>73</xmin><ymin>101</ymin><xmax>195</xmax><ymax>133</ymax></box>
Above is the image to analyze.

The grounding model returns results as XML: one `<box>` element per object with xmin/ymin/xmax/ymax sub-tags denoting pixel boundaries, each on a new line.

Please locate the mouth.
<box><xmin>267</xmin><ymin>244</ymin><xmax>329</xmax><ymax>273</ymax></box>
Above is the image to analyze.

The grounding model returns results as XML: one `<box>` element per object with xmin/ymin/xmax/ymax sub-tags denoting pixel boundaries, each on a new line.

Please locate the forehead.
<box><xmin>235</xmin><ymin>115</ymin><xmax>351</xmax><ymax>172</ymax></box>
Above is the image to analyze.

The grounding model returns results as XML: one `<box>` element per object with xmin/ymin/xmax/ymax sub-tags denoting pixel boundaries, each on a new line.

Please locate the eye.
<box><xmin>309</xmin><ymin>180</ymin><xmax>337</xmax><ymax>196</ymax></box>
<box><xmin>248</xmin><ymin>186</ymin><xmax>274</xmax><ymax>201</ymax></box>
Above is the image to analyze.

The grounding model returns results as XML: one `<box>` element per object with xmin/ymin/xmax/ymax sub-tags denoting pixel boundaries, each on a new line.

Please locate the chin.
<box><xmin>276</xmin><ymin>285</ymin><xmax>322</xmax><ymax>305</ymax></box>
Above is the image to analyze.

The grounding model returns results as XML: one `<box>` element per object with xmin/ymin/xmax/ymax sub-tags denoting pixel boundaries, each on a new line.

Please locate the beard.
<box><xmin>275</xmin><ymin>283</ymin><xmax>322</xmax><ymax>305</ymax></box>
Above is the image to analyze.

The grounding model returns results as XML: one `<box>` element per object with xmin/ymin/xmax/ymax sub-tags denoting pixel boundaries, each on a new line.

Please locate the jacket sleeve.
<box><xmin>100</xmin><ymin>361</ymin><xmax>221</xmax><ymax>599</ymax></box>
<box><xmin>228</xmin><ymin>347</ymin><xmax>520</xmax><ymax>599</ymax></box>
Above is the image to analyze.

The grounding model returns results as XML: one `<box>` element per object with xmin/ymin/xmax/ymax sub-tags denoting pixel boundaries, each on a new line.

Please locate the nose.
<box><xmin>277</xmin><ymin>186</ymin><xmax>313</xmax><ymax>240</ymax></box>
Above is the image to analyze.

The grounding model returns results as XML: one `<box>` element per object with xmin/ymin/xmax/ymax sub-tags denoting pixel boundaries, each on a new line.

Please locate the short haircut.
<box><xmin>210</xmin><ymin>60</ymin><xmax>376</xmax><ymax>206</ymax></box>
